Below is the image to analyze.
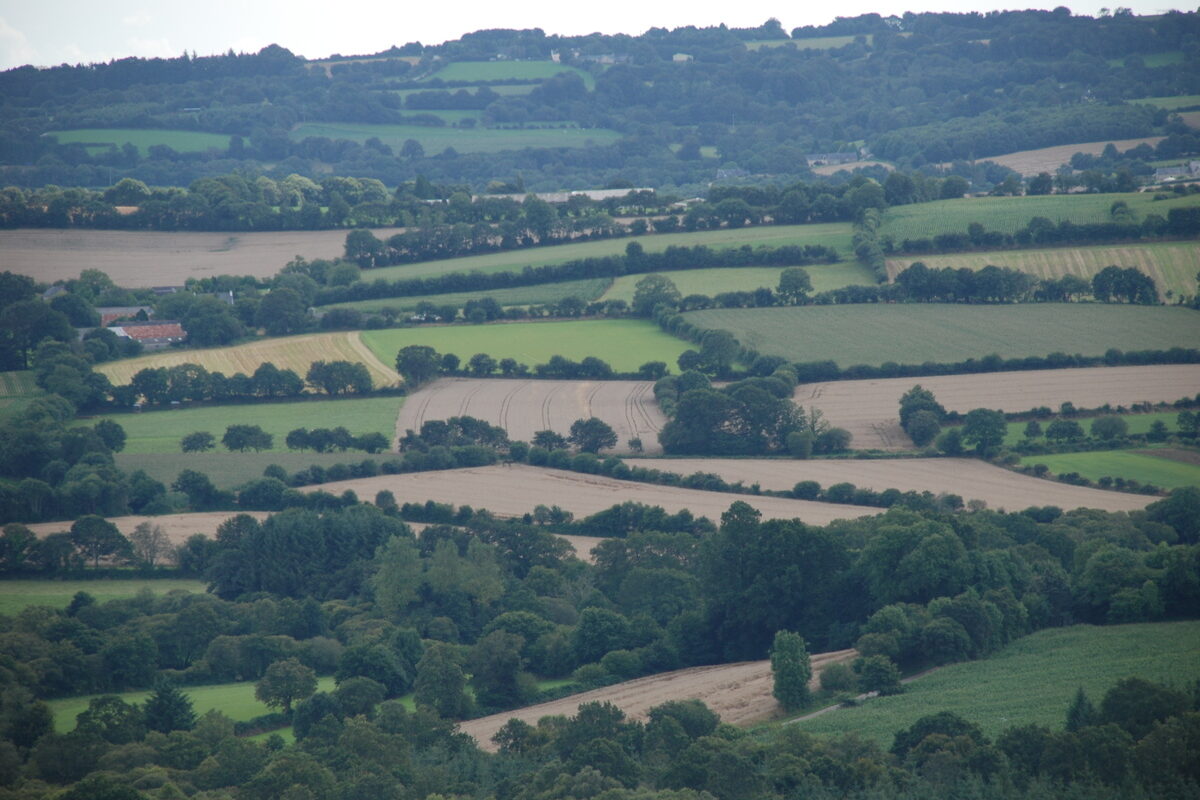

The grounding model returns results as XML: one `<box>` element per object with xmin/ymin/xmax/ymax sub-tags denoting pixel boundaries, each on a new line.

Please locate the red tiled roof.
<box><xmin>113</xmin><ymin>323</ymin><xmax>186</xmax><ymax>340</ymax></box>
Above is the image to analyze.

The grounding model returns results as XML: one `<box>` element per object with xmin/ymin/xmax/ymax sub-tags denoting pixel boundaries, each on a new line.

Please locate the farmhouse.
<box><xmin>109</xmin><ymin>321</ymin><xmax>187</xmax><ymax>350</ymax></box>
<box><xmin>1154</xmin><ymin>160</ymin><xmax>1200</xmax><ymax>181</ymax></box>
<box><xmin>96</xmin><ymin>305</ymin><xmax>154</xmax><ymax>325</ymax></box>
<box><xmin>805</xmin><ymin>152</ymin><xmax>861</xmax><ymax>166</ymax></box>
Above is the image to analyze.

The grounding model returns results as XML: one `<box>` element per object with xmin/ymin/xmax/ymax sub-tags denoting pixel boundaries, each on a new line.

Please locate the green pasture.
<box><xmin>684</xmin><ymin>303</ymin><xmax>1200</xmax><ymax>366</ymax></box>
<box><xmin>879</xmin><ymin>191</ymin><xmax>1200</xmax><ymax>242</ymax></box>
<box><xmin>361</xmin><ymin>319</ymin><xmax>690</xmax><ymax>373</ymax></box>
<box><xmin>745</xmin><ymin>35</ymin><xmax>870</xmax><ymax>50</ymax></box>
<box><xmin>1109</xmin><ymin>51</ymin><xmax>1185</xmax><ymax>68</ymax></box>
<box><xmin>1019</xmin><ymin>448</ymin><xmax>1200</xmax><ymax>489</ymax></box>
<box><xmin>0</xmin><ymin>579</ymin><xmax>205</xmax><ymax>617</ymax></box>
<box><xmin>600</xmin><ymin>262</ymin><xmax>875</xmax><ymax>303</ymax></box>
<box><xmin>1134</xmin><ymin>94</ymin><xmax>1200</xmax><ymax>110</ymax></box>
<box><xmin>115</xmin><ymin>452</ymin><xmax>393</xmax><ymax>490</ymax></box>
<box><xmin>997</xmin><ymin>411</ymin><xmax>1181</xmax><ymax>446</ymax></box>
<box><xmin>425</xmin><ymin>60</ymin><xmax>595</xmax><ymax>88</ymax></box>
<box><xmin>359</xmin><ymin>223</ymin><xmax>856</xmax><ymax>285</ymax></box>
<box><xmin>75</xmin><ymin>396</ymin><xmax>402</xmax><ymax>454</ymax></box>
<box><xmin>290</xmin><ymin>122</ymin><xmax>621</xmax><ymax>155</ymax></box>
<box><xmin>391</xmin><ymin>84</ymin><xmax>535</xmax><ymax>99</ymax></box>
<box><xmin>46</xmin><ymin>128</ymin><xmax>233</xmax><ymax>156</ymax></box>
<box><xmin>886</xmin><ymin>241</ymin><xmax>1200</xmax><ymax>300</ymax></box>
<box><xmin>792</xmin><ymin>621</ymin><xmax>1200</xmax><ymax>743</ymax></box>
<box><xmin>325</xmin><ymin>278</ymin><xmax>612</xmax><ymax>314</ymax></box>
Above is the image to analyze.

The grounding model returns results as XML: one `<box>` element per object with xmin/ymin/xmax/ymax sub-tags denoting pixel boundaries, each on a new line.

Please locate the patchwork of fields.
<box><xmin>685</xmin><ymin>304</ymin><xmax>1200</xmax><ymax>366</ymax></box>
<box><xmin>325</xmin><ymin>277</ymin><xmax>611</xmax><ymax>313</ymax></box>
<box><xmin>1020</xmin><ymin>447</ymin><xmax>1200</xmax><ymax>488</ymax></box>
<box><xmin>886</xmin><ymin>241</ymin><xmax>1200</xmax><ymax>299</ymax></box>
<box><xmin>398</xmin><ymin>378</ymin><xmax>665</xmax><ymax>453</ymax></box>
<box><xmin>290</xmin><ymin>121</ymin><xmax>621</xmax><ymax>155</ymax></box>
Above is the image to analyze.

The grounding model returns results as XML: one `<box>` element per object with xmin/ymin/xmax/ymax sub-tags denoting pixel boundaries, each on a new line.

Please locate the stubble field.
<box><xmin>973</xmin><ymin>137</ymin><xmax>1167</xmax><ymax>175</ymax></box>
<box><xmin>24</xmin><ymin>511</ymin><xmax>271</xmax><ymax>546</ymax></box>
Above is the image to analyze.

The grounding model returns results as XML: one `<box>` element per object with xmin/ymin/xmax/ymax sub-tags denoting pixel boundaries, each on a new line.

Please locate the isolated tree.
<box><xmin>532</xmin><ymin>430</ymin><xmax>569</xmax><ymax>450</ymax></box>
<box><xmin>1023</xmin><ymin>420</ymin><xmax>1043</xmax><ymax>439</ymax></box>
<box><xmin>961</xmin><ymin>408</ymin><xmax>1006</xmax><ymax>454</ymax></box>
<box><xmin>1090</xmin><ymin>416</ymin><xmax>1128</xmax><ymax>441</ymax></box>
<box><xmin>143</xmin><ymin>679</ymin><xmax>197</xmax><ymax>733</ymax></box>
<box><xmin>222</xmin><ymin>424</ymin><xmax>273</xmax><ymax>452</ymax></box>
<box><xmin>568</xmin><ymin>418</ymin><xmax>618</xmax><ymax>453</ymax></box>
<box><xmin>631</xmin><ymin>274</ymin><xmax>681</xmax><ymax>316</ymax></box>
<box><xmin>1066</xmin><ymin>686</ymin><xmax>1097</xmax><ymax>732</ymax></box>
<box><xmin>70</xmin><ymin>515</ymin><xmax>132</xmax><ymax>568</ymax></box>
<box><xmin>395</xmin><ymin>345</ymin><xmax>441</xmax><ymax>387</ymax></box>
<box><xmin>770</xmin><ymin>630</ymin><xmax>812</xmax><ymax>711</ymax></box>
<box><xmin>1046</xmin><ymin>419</ymin><xmax>1085</xmax><ymax>441</ymax></box>
<box><xmin>776</xmin><ymin>267</ymin><xmax>813</xmax><ymax>303</ymax></box>
<box><xmin>255</xmin><ymin>658</ymin><xmax>317</xmax><ymax>713</ymax></box>
<box><xmin>905</xmin><ymin>410</ymin><xmax>942</xmax><ymax>447</ymax></box>
<box><xmin>128</xmin><ymin>521</ymin><xmax>170</xmax><ymax>567</ymax></box>
<box><xmin>857</xmin><ymin>655</ymin><xmax>903</xmax><ymax>696</ymax></box>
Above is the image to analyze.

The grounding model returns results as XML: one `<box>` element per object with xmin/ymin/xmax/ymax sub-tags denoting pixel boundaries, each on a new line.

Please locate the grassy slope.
<box><xmin>290</xmin><ymin>122</ymin><xmax>621</xmax><ymax>155</ymax></box>
<box><xmin>1019</xmin><ymin>449</ymin><xmax>1200</xmax><ymax>488</ymax></box>
<box><xmin>879</xmin><ymin>192</ymin><xmax>1200</xmax><ymax>241</ymax></box>
<box><xmin>361</xmin><ymin>319</ymin><xmax>689</xmax><ymax>373</ymax></box>
<box><xmin>115</xmin><ymin>452</ymin><xmax>393</xmax><ymax>489</ymax></box>
<box><xmin>46</xmin><ymin>129</ymin><xmax>233</xmax><ymax>156</ymax></box>
<box><xmin>75</xmin><ymin>395</ymin><xmax>402</xmax><ymax>454</ymax></box>
<box><xmin>425</xmin><ymin>60</ymin><xmax>595</xmax><ymax>88</ymax></box>
<box><xmin>683</xmin><ymin>304</ymin><xmax>1200</xmax><ymax>365</ymax></box>
<box><xmin>0</xmin><ymin>579</ymin><xmax>206</xmax><ymax>617</ymax></box>
<box><xmin>792</xmin><ymin>621</ymin><xmax>1200</xmax><ymax>744</ymax></box>
<box><xmin>886</xmin><ymin>241</ymin><xmax>1200</xmax><ymax>300</ymax></box>
<box><xmin>325</xmin><ymin>278</ymin><xmax>612</xmax><ymax>313</ymax></box>
<box><xmin>601</xmin><ymin>262</ymin><xmax>876</xmax><ymax>303</ymax></box>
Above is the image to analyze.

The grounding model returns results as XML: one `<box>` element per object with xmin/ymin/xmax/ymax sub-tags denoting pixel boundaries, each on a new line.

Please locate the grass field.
<box><xmin>390</xmin><ymin>85</ymin><xmax>535</xmax><ymax>99</ymax></box>
<box><xmin>1109</xmin><ymin>51</ymin><xmax>1185</xmax><ymax>68</ymax></box>
<box><xmin>684</xmin><ymin>304</ymin><xmax>1200</xmax><ymax>366</ymax></box>
<box><xmin>792</xmin><ymin>621</ymin><xmax>1200</xmax><ymax>743</ymax></box>
<box><xmin>1135</xmin><ymin>94</ymin><xmax>1200</xmax><ymax>110</ymax></box>
<box><xmin>1019</xmin><ymin>448</ymin><xmax>1200</xmax><ymax>488</ymax></box>
<box><xmin>0</xmin><ymin>578</ymin><xmax>205</xmax><ymax>617</ymax></box>
<box><xmin>886</xmin><ymin>241</ymin><xmax>1200</xmax><ymax>300</ymax></box>
<box><xmin>325</xmin><ymin>278</ymin><xmax>612</xmax><ymax>313</ymax></box>
<box><xmin>95</xmin><ymin>332</ymin><xmax>399</xmax><ymax>388</ymax></box>
<box><xmin>424</xmin><ymin>60</ymin><xmax>595</xmax><ymax>88</ymax></box>
<box><xmin>995</xmin><ymin>411</ymin><xmax>1181</xmax><ymax>446</ymax></box>
<box><xmin>0</xmin><ymin>370</ymin><xmax>43</xmax><ymax>419</ymax></box>
<box><xmin>745</xmin><ymin>35</ymin><xmax>870</xmax><ymax>50</ymax></box>
<box><xmin>290</xmin><ymin>122</ymin><xmax>621</xmax><ymax>155</ymax></box>
<box><xmin>115</xmin><ymin>451</ymin><xmax>394</xmax><ymax>489</ymax></box>
<box><xmin>46</xmin><ymin>128</ymin><xmax>233</xmax><ymax>156</ymax></box>
<box><xmin>75</xmin><ymin>395</ymin><xmax>402</xmax><ymax>454</ymax></box>
<box><xmin>358</xmin><ymin>223</ymin><xmax>856</xmax><ymax>285</ymax></box>
<box><xmin>361</xmin><ymin>319</ymin><xmax>690</xmax><ymax>373</ymax></box>
<box><xmin>601</xmin><ymin>262</ymin><xmax>876</xmax><ymax>303</ymax></box>
<box><xmin>879</xmin><ymin>192</ymin><xmax>1200</xmax><ymax>242</ymax></box>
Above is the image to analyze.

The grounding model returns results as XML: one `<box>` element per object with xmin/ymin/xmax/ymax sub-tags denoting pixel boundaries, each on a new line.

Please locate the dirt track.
<box><xmin>0</xmin><ymin>227</ymin><xmax>403</xmax><ymax>287</ymax></box>
<box><xmin>396</xmin><ymin>378</ymin><xmax>666</xmax><ymax>454</ymax></box>
<box><xmin>459</xmin><ymin>649</ymin><xmax>857</xmax><ymax>750</ymax></box>
<box><xmin>626</xmin><ymin>458</ymin><xmax>1151</xmax><ymax>513</ymax></box>
<box><xmin>304</xmin><ymin>464</ymin><xmax>878</xmax><ymax>525</ymax></box>
<box><xmin>796</xmin><ymin>365</ymin><xmax>1200</xmax><ymax>451</ymax></box>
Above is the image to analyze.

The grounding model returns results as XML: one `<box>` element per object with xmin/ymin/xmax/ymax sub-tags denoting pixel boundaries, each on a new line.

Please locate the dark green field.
<box><xmin>324</xmin><ymin>277</ymin><xmax>612</xmax><ymax>313</ymax></box>
<box><xmin>115</xmin><ymin>452</ymin><xmax>393</xmax><ymax>489</ymax></box>
<box><xmin>0</xmin><ymin>578</ymin><xmax>206</xmax><ymax>617</ymax></box>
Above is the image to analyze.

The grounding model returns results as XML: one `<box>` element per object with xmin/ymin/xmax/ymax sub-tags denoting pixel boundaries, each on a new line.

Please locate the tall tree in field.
<box><xmin>143</xmin><ymin>679</ymin><xmax>197</xmax><ymax>733</ymax></box>
<box><xmin>568</xmin><ymin>417</ymin><xmax>618</xmax><ymax>453</ymax></box>
<box><xmin>255</xmin><ymin>658</ymin><xmax>317</xmax><ymax>713</ymax></box>
<box><xmin>770</xmin><ymin>630</ymin><xmax>812</xmax><ymax>711</ymax></box>
<box><xmin>70</xmin><ymin>515</ymin><xmax>132</xmax><ymax>568</ymax></box>
<box><xmin>961</xmin><ymin>408</ymin><xmax>1006</xmax><ymax>454</ymax></box>
<box><xmin>395</xmin><ymin>345</ymin><xmax>441</xmax><ymax>387</ymax></box>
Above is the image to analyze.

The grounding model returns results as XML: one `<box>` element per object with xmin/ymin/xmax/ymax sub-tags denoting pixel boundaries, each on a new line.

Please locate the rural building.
<box><xmin>96</xmin><ymin>305</ymin><xmax>154</xmax><ymax>326</ymax></box>
<box><xmin>805</xmin><ymin>152</ymin><xmax>861</xmax><ymax>166</ymax></box>
<box><xmin>473</xmin><ymin>188</ymin><xmax>654</xmax><ymax>203</ymax></box>
<box><xmin>109</xmin><ymin>321</ymin><xmax>187</xmax><ymax>350</ymax></box>
<box><xmin>673</xmin><ymin>53</ymin><xmax>694</xmax><ymax>62</ymax></box>
<box><xmin>1154</xmin><ymin>161</ymin><xmax>1200</xmax><ymax>181</ymax></box>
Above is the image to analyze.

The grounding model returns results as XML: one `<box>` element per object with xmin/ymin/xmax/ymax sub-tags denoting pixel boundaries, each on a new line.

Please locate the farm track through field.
<box><xmin>459</xmin><ymin>649</ymin><xmax>857</xmax><ymax>750</ymax></box>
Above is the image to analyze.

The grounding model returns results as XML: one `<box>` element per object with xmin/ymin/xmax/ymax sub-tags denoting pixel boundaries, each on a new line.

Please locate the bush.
<box><xmin>819</xmin><ymin>662</ymin><xmax>857</xmax><ymax>693</ymax></box>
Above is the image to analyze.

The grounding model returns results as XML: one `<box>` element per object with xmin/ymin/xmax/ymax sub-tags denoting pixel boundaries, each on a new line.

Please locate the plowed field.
<box><xmin>396</xmin><ymin>378</ymin><xmax>665</xmax><ymax>454</ymax></box>
<box><xmin>626</xmin><ymin>458</ymin><xmax>1151</xmax><ymax>513</ymax></box>
<box><xmin>459</xmin><ymin>649</ymin><xmax>857</xmax><ymax>750</ymax></box>
<box><xmin>303</xmin><ymin>464</ymin><xmax>877</xmax><ymax>525</ymax></box>
<box><xmin>795</xmin><ymin>364</ymin><xmax>1200</xmax><ymax>451</ymax></box>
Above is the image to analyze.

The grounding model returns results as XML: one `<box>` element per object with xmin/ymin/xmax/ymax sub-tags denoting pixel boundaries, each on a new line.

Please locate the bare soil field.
<box><xmin>303</xmin><ymin>464</ymin><xmax>878</xmax><ymax>525</ymax></box>
<box><xmin>625</xmin><ymin>458</ymin><xmax>1151</xmax><ymax>513</ymax></box>
<box><xmin>796</xmin><ymin>364</ymin><xmax>1200</xmax><ymax>451</ymax></box>
<box><xmin>24</xmin><ymin>511</ymin><xmax>270</xmax><ymax>548</ymax></box>
<box><xmin>0</xmin><ymin>227</ymin><xmax>402</xmax><ymax>286</ymax></box>
<box><xmin>460</xmin><ymin>649</ymin><xmax>856</xmax><ymax>750</ymax></box>
<box><xmin>961</xmin><ymin>137</ymin><xmax>1165</xmax><ymax>176</ymax></box>
<box><xmin>396</xmin><ymin>378</ymin><xmax>665</xmax><ymax>454</ymax></box>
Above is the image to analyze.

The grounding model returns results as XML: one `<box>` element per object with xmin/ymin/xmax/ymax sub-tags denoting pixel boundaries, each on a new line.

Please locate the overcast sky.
<box><xmin>0</xmin><ymin>0</ymin><xmax>1184</xmax><ymax>70</ymax></box>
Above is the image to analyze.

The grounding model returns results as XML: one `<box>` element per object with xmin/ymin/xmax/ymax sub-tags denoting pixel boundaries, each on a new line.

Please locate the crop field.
<box><xmin>0</xmin><ymin>227</ymin><xmax>402</xmax><ymax>287</ymax></box>
<box><xmin>624</xmin><ymin>458</ymin><xmax>1151</xmax><ymax>513</ymax></box>
<box><xmin>1135</xmin><ymin>94</ymin><xmax>1200</xmax><ymax>110</ymax></box>
<box><xmin>361</xmin><ymin>319</ymin><xmax>690</xmax><ymax>374</ymax></box>
<box><xmin>879</xmin><ymin>191</ymin><xmax>1200</xmax><ymax>242</ymax></box>
<box><xmin>50</xmin><ymin>676</ymin><xmax>338</xmax><ymax>732</ymax></box>
<box><xmin>793</xmin><ymin>621</ymin><xmax>1200</xmax><ymax>743</ymax></box>
<box><xmin>1020</xmin><ymin>448</ymin><xmax>1200</xmax><ymax>489</ymax></box>
<box><xmin>745</xmin><ymin>35</ymin><xmax>870</xmax><ymax>50</ymax></box>
<box><xmin>398</xmin><ymin>378</ymin><xmax>666</xmax><ymax>454</ymax></box>
<box><xmin>0</xmin><ymin>370</ymin><xmax>42</xmax><ymax>419</ymax></box>
<box><xmin>0</xmin><ymin>578</ymin><xmax>205</xmax><ymax>617</ymax></box>
<box><xmin>324</xmin><ymin>277</ymin><xmax>611</xmax><ymax>313</ymax></box>
<box><xmin>96</xmin><ymin>332</ymin><xmax>399</xmax><ymax>388</ymax></box>
<box><xmin>75</xmin><ymin>395</ymin><xmax>402</xmax><ymax>454</ymax></box>
<box><xmin>304</xmin><ymin>464</ymin><xmax>879</xmax><ymax>526</ymax></box>
<box><xmin>360</xmin><ymin>222</ymin><xmax>857</xmax><ymax>284</ymax></box>
<box><xmin>461</xmin><ymin>648</ymin><xmax>857</xmax><ymax>749</ymax></box>
<box><xmin>978</xmin><ymin>137</ymin><xmax>1167</xmax><ymax>175</ymax></box>
<box><xmin>25</xmin><ymin>511</ymin><xmax>271</xmax><ymax>547</ymax></box>
<box><xmin>600</xmin><ymin>262</ymin><xmax>876</xmax><ymax>303</ymax></box>
<box><xmin>684</xmin><ymin>304</ymin><xmax>1200</xmax><ymax>366</ymax></box>
<box><xmin>114</xmin><ymin>452</ymin><xmax>393</xmax><ymax>489</ymax></box>
<box><xmin>45</xmin><ymin>128</ymin><xmax>233</xmax><ymax>155</ymax></box>
<box><xmin>425</xmin><ymin>60</ymin><xmax>595</xmax><ymax>87</ymax></box>
<box><xmin>290</xmin><ymin>121</ymin><xmax>621</xmax><ymax>155</ymax></box>
<box><xmin>885</xmin><ymin>241</ymin><xmax>1200</xmax><ymax>299</ymax></box>
<box><xmin>792</xmin><ymin>364</ymin><xmax>1200</xmax><ymax>451</ymax></box>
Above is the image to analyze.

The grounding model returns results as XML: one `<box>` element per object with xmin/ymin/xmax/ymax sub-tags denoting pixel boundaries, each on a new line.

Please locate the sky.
<box><xmin>0</xmin><ymin>0</ymin><xmax>1185</xmax><ymax>70</ymax></box>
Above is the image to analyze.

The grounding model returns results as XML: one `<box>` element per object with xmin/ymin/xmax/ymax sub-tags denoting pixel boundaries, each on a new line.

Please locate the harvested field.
<box><xmin>886</xmin><ymin>241</ymin><xmax>1200</xmax><ymax>300</ymax></box>
<box><xmin>557</xmin><ymin>534</ymin><xmax>606</xmax><ymax>563</ymax></box>
<box><xmin>396</xmin><ymin>378</ymin><xmax>665</xmax><ymax>454</ymax></box>
<box><xmin>625</xmin><ymin>458</ymin><xmax>1151</xmax><ymax>513</ymax></box>
<box><xmin>460</xmin><ymin>649</ymin><xmax>856</xmax><ymax>750</ymax></box>
<box><xmin>96</xmin><ymin>332</ymin><xmax>399</xmax><ymax>387</ymax></box>
<box><xmin>25</xmin><ymin>511</ymin><xmax>270</xmax><ymax>548</ymax></box>
<box><xmin>793</xmin><ymin>364</ymin><xmax>1200</xmax><ymax>451</ymax></box>
<box><xmin>0</xmin><ymin>227</ymin><xmax>402</xmax><ymax>287</ymax></box>
<box><xmin>303</xmin><ymin>464</ymin><xmax>878</xmax><ymax>526</ymax></box>
<box><xmin>969</xmin><ymin>137</ymin><xmax>1166</xmax><ymax>176</ymax></box>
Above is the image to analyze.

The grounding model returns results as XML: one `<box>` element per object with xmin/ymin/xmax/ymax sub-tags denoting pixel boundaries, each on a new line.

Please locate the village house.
<box><xmin>109</xmin><ymin>321</ymin><xmax>187</xmax><ymax>350</ymax></box>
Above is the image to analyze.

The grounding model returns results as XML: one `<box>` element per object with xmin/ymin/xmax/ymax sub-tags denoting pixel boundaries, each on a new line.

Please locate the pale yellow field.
<box><xmin>968</xmin><ymin>137</ymin><xmax>1166</xmax><ymax>176</ymax></box>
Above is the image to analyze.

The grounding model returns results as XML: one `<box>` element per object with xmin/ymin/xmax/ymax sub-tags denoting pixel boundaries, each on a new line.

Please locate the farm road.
<box><xmin>460</xmin><ymin>649</ymin><xmax>857</xmax><ymax>750</ymax></box>
<box><xmin>303</xmin><ymin>464</ymin><xmax>878</xmax><ymax>525</ymax></box>
<box><xmin>799</xmin><ymin>364</ymin><xmax>1200</xmax><ymax>451</ymax></box>
<box><xmin>395</xmin><ymin>378</ymin><xmax>666</xmax><ymax>453</ymax></box>
<box><xmin>625</xmin><ymin>457</ymin><xmax>1152</xmax><ymax>513</ymax></box>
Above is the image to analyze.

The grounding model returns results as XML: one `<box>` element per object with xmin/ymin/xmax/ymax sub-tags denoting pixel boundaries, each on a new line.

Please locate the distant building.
<box><xmin>41</xmin><ymin>285</ymin><xmax>68</xmax><ymax>301</ymax></box>
<box><xmin>672</xmin><ymin>53</ymin><xmax>694</xmax><ymax>62</ymax></box>
<box><xmin>109</xmin><ymin>321</ymin><xmax>187</xmax><ymax>350</ymax></box>
<box><xmin>150</xmin><ymin>286</ymin><xmax>184</xmax><ymax>296</ymax></box>
<box><xmin>1154</xmin><ymin>161</ymin><xmax>1200</xmax><ymax>182</ymax></box>
<box><xmin>805</xmin><ymin>152</ymin><xmax>860</xmax><ymax>167</ymax></box>
<box><xmin>472</xmin><ymin>188</ymin><xmax>654</xmax><ymax>204</ymax></box>
<box><xmin>96</xmin><ymin>306</ymin><xmax>154</xmax><ymax>326</ymax></box>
